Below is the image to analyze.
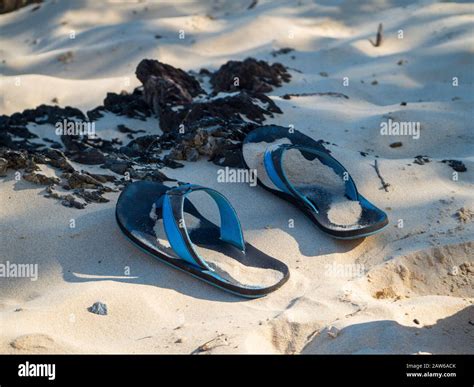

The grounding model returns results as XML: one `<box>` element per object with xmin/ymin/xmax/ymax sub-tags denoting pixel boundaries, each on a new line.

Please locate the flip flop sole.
<box><xmin>242</xmin><ymin>125</ymin><xmax>388</xmax><ymax>239</ymax></box>
<box><xmin>116</xmin><ymin>181</ymin><xmax>290</xmax><ymax>298</ymax></box>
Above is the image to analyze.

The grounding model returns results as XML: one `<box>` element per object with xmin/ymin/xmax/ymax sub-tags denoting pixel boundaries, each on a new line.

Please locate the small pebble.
<box><xmin>88</xmin><ymin>302</ymin><xmax>108</xmax><ymax>316</ymax></box>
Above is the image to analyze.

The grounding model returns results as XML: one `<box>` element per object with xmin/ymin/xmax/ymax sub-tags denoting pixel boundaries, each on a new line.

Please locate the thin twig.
<box><xmin>248</xmin><ymin>0</ymin><xmax>258</xmax><ymax>10</ymax></box>
<box><xmin>372</xmin><ymin>159</ymin><xmax>390</xmax><ymax>191</ymax></box>
<box><xmin>281</xmin><ymin>92</ymin><xmax>349</xmax><ymax>100</ymax></box>
<box><xmin>370</xmin><ymin>23</ymin><xmax>383</xmax><ymax>47</ymax></box>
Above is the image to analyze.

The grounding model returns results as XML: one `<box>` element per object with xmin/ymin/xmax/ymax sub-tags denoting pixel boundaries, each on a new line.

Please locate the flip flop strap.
<box><xmin>263</xmin><ymin>144</ymin><xmax>358</xmax><ymax>211</ymax></box>
<box><xmin>158</xmin><ymin>184</ymin><xmax>245</xmax><ymax>269</ymax></box>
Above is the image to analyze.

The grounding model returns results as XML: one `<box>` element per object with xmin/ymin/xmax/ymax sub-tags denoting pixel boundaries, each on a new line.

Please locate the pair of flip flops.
<box><xmin>116</xmin><ymin>126</ymin><xmax>388</xmax><ymax>298</ymax></box>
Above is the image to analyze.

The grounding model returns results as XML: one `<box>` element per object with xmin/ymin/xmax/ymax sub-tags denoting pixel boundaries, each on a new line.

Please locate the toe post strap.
<box><xmin>156</xmin><ymin>184</ymin><xmax>245</xmax><ymax>270</ymax></box>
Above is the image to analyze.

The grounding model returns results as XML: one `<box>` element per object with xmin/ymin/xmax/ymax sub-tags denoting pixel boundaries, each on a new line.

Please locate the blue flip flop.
<box><xmin>116</xmin><ymin>181</ymin><xmax>289</xmax><ymax>297</ymax></box>
<box><xmin>242</xmin><ymin>125</ymin><xmax>388</xmax><ymax>239</ymax></box>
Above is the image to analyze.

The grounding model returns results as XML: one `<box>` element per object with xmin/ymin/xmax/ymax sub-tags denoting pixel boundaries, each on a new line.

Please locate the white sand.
<box><xmin>327</xmin><ymin>199</ymin><xmax>363</xmax><ymax>227</ymax></box>
<box><xmin>1</xmin><ymin>0</ymin><xmax>473</xmax><ymax>354</ymax></box>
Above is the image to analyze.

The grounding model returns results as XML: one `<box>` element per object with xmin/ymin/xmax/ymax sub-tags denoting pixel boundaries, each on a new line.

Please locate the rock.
<box><xmin>1</xmin><ymin>0</ymin><xmax>43</xmax><ymax>14</ymax></box>
<box><xmin>159</xmin><ymin>92</ymin><xmax>281</xmax><ymax>134</ymax></box>
<box><xmin>60</xmin><ymin>133</ymin><xmax>87</xmax><ymax>152</ymax></box>
<box><xmin>129</xmin><ymin>168</ymin><xmax>174</xmax><ymax>183</ymax></box>
<box><xmin>71</xmin><ymin>148</ymin><xmax>106</xmax><ymax>165</ymax></box>
<box><xmin>44</xmin><ymin>187</ymin><xmax>86</xmax><ymax>209</ymax></box>
<box><xmin>0</xmin><ymin>157</ymin><xmax>8</xmax><ymax>176</ymax></box>
<box><xmin>163</xmin><ymin>156</ymin><xmax>184</xmax><ymax>169</ymax></box>
<box><xmin>42</xmin><ymin>148</ymin><xmax>75</xmax><ymax>172</ymax></box>
<box><xmin>62</xmin><ymin>196</ymin><xmax>85</xmax><ymax>209</ymax></box>
<box><xmin>442</xmin><ymin>159</ymin><xmax>467</xmax><ymax>172</ymax></box>
<box><xmin>413</xmin><ymin>155</ymin><xmax>430</xmax><ymax>165</ymax></box>
<box><xmin>120</xmin><ymin>135</ymin><xmax>161</xmax><ymax>158</ymax></box>
<box><xmin>16</xmin><ymin>104</ymin><xmax>85</xmax><ymax>126</ymax></box>
<box><xmin>209</xmin><ymin>142</ymin><xmax>244</xmax><ymax>167</ymax></box>
<box><xmin>0</xmin><ymin>132</ymin><xmax>14</xmax><ymax>148</ymax></box>
<box><xmin>199</xmin><ymin>68</ymin><xmax>212</xmax><ymax>76</ymax></box>
<box><xmin>87</xmin><ymin>89</ymin><xmax>153</xmax><ymax>121</ymax></box>
<box><xmin>185</xmin><ymin>148</ymin><xmax>199</xmax><ymax>161</ymax></box>
<box><xmin>101</xmin><ymin>158</ymin><xmax>132</xmax><ymax>175</ymax></box>
<box><xmin>88</xmin><ymin>302</ymin><xmax>108</xmax><ymax>316</ymax></box>
<box><xmin>104</xmin><ymin>89</ymin><xmax>152</xmax><ymax>120</ymax></box>
<box><xmin>42</xmin><ymin>138</ymin><xmax>62</xmax><ymax>149</ymax></box>
<box><xmin>0</xmin><ymin>149</ymin><xmax>36</xmax><ymax>171</ymax></box>
<box><xmin>82</xmin><ymin>172</ymin><xmax>116</xmax><ymax>184</ymax></box>
<box><xmin>74</xmin><ymin>188</ymin><xmax>110</xmax><ymax>203</ymax></box>
<box><xmin>23</xmin><ymin>172</ymin><xmax>60</xmax><ymax>185</ymax></box>
<box><xmin>210</xmin><ymin>57</ymin><xmax>291</xmax><ymax>94</ymax></box>
<box><xmin>136</xmin><ymin>59</ymin><xmax>205</xmax><ymax>111</ymax></box>
<box><xmin>62</xmin><ymin>171</ymin><xmax>104</xmax><ymax>189</ymax></box>
<box><xmin>86</xmin><ymin>106</ymin><xmax>105</xmax><ymax>121</ymax></box>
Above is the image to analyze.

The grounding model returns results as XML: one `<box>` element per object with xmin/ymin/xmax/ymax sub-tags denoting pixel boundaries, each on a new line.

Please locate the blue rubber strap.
<box><xmin>263</xmin><ymin>144</ymin><xmax>358</xmax><ymax>211</ymax></box>
<box><xmin>162</xmin><ymin>194</ymin><xmax>204</xmax><ymax>267</ymax></box>
<box><xmin>263</xmin><ymin>147</ymin><xmax>292</xmax><ymax>195</ymax></box>
<box><xmin>203</xmin><ymin>189</ymin><xmax>245</xmax><ymax>251</ymax></box>
<box><xmin>158</xmin><ymin>184</ymin><xmax>245</xmax><ymax>269</ymax></box>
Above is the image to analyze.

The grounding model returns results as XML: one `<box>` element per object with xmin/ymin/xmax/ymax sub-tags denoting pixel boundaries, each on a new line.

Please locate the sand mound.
<box><xmin>9</xmin><ymin>334</ymin><xmax>63</xmax><ymax>353</ymax></box>
<box><xmin>366</xmin><ymin>242</ymin><xmax>473</xmax><ymax>299</ymax></box>
<box><xmin>302</xmin><ymin>305</ymin><xmax>474</xmax><ymax>355</ymax></box>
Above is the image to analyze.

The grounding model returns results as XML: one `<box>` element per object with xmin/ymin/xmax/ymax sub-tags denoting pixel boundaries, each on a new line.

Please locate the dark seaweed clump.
<box><xmin>0</xmin><ymin>57</ymin><xmax>292</xmax><ymax>208</ymax></box>
<box><xmin>442</xmin><ymin>159</ymin><xmax>467</xmax><ymax>173</ymax></box>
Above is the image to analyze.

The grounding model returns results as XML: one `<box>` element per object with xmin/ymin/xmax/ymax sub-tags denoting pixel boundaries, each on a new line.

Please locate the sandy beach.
<box><xmin>0</xmin><ymin>0</ymin><xmax>473</xmax><ymax>354</ymax></box>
